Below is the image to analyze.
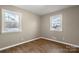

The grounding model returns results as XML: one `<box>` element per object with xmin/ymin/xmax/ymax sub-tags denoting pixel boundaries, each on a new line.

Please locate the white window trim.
<box><xmin>50</xmin><ymin>14</ymin><xmax>62</xmax><ymax>31</ymax></box>
<box><xmin>1</xmin><ymin>9</ymin><xmax>22</xmax><ymax>33</ymax></box>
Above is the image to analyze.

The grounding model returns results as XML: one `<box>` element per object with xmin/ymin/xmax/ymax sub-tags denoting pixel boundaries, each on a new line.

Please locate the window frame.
<box><xmin>50</xmin><ymin>14</ymin><xmax>62</xmax><ymax>31</ymax></box>
<box><xmin>1</xmin><ymin>9</ymin><xmax>22</xmax><ymax>33</ymax></box>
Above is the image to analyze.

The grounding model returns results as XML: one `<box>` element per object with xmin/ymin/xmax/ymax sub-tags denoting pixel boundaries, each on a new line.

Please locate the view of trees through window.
<box><xmin>4</xmin><ymin>11</ymin><xmax>19</xmax><ymax>28</ymax></box>
<box><xmin>2</xmin><ymin>9</ymin><xmax>21</xmax><ymax>33</ymax></box>
<box><xmin>50</xmin><ymin>15</ymin><xmax>62</xmax><ymax>31</ymax></box>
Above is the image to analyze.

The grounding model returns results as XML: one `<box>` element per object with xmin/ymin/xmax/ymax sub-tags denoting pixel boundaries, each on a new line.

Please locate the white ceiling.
<box><xmin>15</xmin><ymin>5</ymin><xmax>74</xmax><ymax>15</ymax></box>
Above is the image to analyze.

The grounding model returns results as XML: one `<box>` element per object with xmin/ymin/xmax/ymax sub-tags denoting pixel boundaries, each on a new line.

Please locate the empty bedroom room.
<box><xmin>0</xmin><ymin>5</ymin><xmax>79</xmax><ymax>53</ymax></box>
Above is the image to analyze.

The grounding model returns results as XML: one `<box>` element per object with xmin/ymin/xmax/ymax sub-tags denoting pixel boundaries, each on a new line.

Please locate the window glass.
<box><xmin>50</xmin><ymin>15</ymin><xmax>62</xmax><ymax>31</ymax></box>
<box><xmin>2</xmin><ymin>9</ymin><xmax>22</xmax><ymax>33</ymax></box>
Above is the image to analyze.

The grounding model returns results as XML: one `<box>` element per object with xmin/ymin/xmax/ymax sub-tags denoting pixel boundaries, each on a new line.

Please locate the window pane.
<box><xmin>51</xmin><ymin>15</ymin><xmax>62</xmax><ymax>31</ymax></box>
<box><xmin>4</xmin><ymin>11</ymin><xmax>19</xmax><ymax>23</ymax></box>
<box><xmin>2</xmin><ymin>9</ymin><xmax>21</xmax><ymax>33</ymax></box>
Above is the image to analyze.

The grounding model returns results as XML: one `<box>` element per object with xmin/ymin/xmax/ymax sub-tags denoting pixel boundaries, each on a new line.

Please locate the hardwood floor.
<box><xmin>0</xmin><ymin>38</ymin><xmax>79</xmax><ymax>53</ymax></box>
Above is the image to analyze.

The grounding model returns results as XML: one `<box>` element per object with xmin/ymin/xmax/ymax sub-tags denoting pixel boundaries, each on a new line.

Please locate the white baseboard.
<box><xmin>0</xmin><ymin>37</ymin><xmax>41</xmax><ymax>51</ymax></box>
<box><xmin>40</xmin><ymin>37</ymin><xmax>79</xmax><ymax>48</ymax></box>
<box><xmin>0</xmin><ymin>37</ymin><xmax>79</xmax><ymax>51</ymax></box>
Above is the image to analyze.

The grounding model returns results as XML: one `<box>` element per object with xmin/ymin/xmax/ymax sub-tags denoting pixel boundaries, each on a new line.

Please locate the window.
<box><xmin>2</xmin><ymin>9</ymin><xmax>22</xmax><ymax>33</ymax></box>
<box><xmin>50</xmin><ymin>14</ymin><xmax>62</xmax><ymax>31</ymax></box>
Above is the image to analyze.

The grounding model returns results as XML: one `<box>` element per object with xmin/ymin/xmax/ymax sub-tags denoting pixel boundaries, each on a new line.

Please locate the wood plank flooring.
<box><xmin>0</xmin><ymin>38</ymin><xmax>79</xmax><ymax>53</ymax></box>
